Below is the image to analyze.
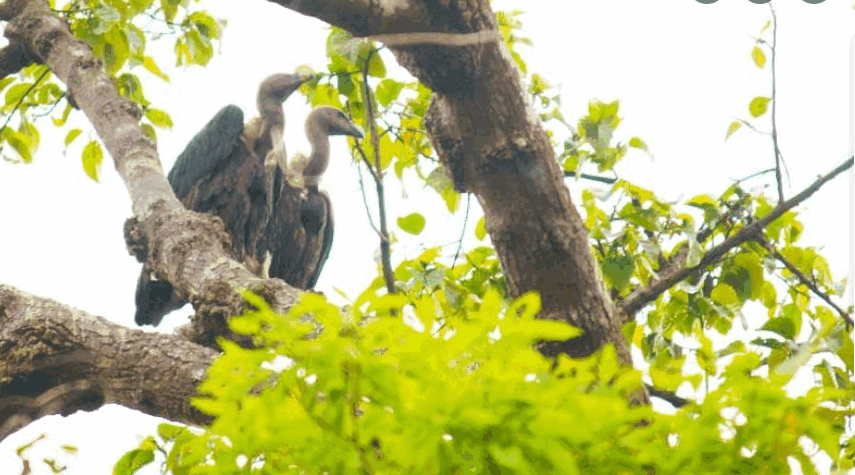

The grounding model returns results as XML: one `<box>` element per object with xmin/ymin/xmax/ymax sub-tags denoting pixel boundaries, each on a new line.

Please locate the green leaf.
<box><xmin>113</xmin><ymin>448</ymin><xmax>154</xmax><ymax>475</ymax></box>
<box><xmin>64</xmin><ymin>128</ymin><xmax>82</xmax><ymax>147</ymax></box>
<box><xmin>82</xmin><ymin>140</ymin><xmax>103</xmax><ymax>182</ymax></box>
<box><xmin>725</xmin><ymin>121</ymin><xmax>741</xmax><ymax>141</ymax></box>
<box><xmin>710</xmin><ymin>283</ymin><xmax>739</xmax><ymax>307</ymax></box>
<box><xmin>628</xmin><ymin>136</ymin><xmax>648</xmax><ymax>152</ymax></box>
<box><xmin>141</xmin><ymin>123</ymin><xmax>156</xmax><ymax>142</ymax></box>
<box><xmin>145</xmin><ymin>108</ymin><xmax>173</xmax><ymax>129</ymax></box>
<box><xmin>762</xmin><ymin>317</ymin><xmax>796</xmax><ymax>340</ymax></box>
<box><xmin>748</xmin><ymin>96</ymin><xmax>770</xmax><ymax>118</ymax></box>
<box><xmin>376</xmin><ymin>79</ymin><xmax>404</xmax><ymax>107</ymax></box>
<box><xmin>4</xmin><ymin>82</ymin><xmax>32</xmax><ymax>108</ymax></box>
<box><xmin>159</xmin><ymin>0</ymin><xmax>179</xmax><ymax>22</ymax></box>
<box><xmin>475</xmin><ymin>217</ymin><xmax>487</xmax><ymax>240</ymax></box>
<box><xmin>186</xmin><ymin>11</ymin><xmax>221</xmax><ymax>39</ymax></box>
<box><xmin>3</xmin><ymin>127</ymin><xmax>34</xmax><ymax>162</ymax></box>
<box><xmin>142</xmin><ymin>56</ymin><xmax>169</xmax><ymax>81</ymax></box>
<box><xmin>367</xmin><ymin>51</ymin><xmax>385</xmax><ymax>77</ymax></box>
<box><xmin>397</xmin><ymin>213</ymin><xmax>426</xmax><ymax>235</ymax></box>
<box><xmin>103</xmin><ymin>28</ymin><xmax>130</xmax><ymax>74</ymax></box>
<box><xmin>686</xmin><ymin>237</ymin><xmax>702</xmax><ymax>267</ymax></box>
<box><xmin>156</xmin><ymin>423</ymin><xmax>184</xmax><ymax>441</ymax></box>
<box><xmin>751</xmin><ymin>46</ymin><xmax>766</xmax><ymax>68</ymax></box>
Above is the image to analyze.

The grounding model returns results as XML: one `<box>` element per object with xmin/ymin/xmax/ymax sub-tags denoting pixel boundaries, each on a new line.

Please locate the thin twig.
<box><xmin>0</xmin><ymin>67</ymin><xmax>49</xmax><ymax>137</ymax></box>
<box><xmin>734</xmin><ymin>167</ymin><xmax>776</xmax><ymax>185</ymax></box>
<box><xmin>354</xmin><ymin>161</ymin><xmax>382</xmax><ymax>238</ymax></box>
<box><xmin>362</xmin><ymin>48</ymin><xmax>395</xmax><ymax>294</ymax></box>
<box><xmin>451</xmin><ymin>194</ymin><xmax>471</xmax><ymax>269</ymax></box>
<box><xmin>353</xmin><ymin>143</ymin><xmax>380</xmax><ymax>183</ymax></box>
<box><xmin>755</xmin><ymin>235</ymin><xmax>853</xmax><ymax>327</ymax></box>
<box><xmin>768</xmin><ymin>5</ymin><xmax>786</xmax><ymax>204</ymax></box>
<box><xmin>563</xmin><ymin>170</ymin><xmax>618</xmax><ymax>184</ymax></box>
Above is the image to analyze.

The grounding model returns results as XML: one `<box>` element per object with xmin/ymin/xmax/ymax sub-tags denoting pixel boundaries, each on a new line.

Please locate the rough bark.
<box><xmin>0</xmin><ymin>284</ymin><xmax>216</xmax><ymax>440</ymax></box>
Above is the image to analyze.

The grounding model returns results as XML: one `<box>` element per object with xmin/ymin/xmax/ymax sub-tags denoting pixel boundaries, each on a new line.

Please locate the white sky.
<box><xmin>0</xmin><ymin>1</ymin><xmax>852</xmax><ymax>473</ymax></box>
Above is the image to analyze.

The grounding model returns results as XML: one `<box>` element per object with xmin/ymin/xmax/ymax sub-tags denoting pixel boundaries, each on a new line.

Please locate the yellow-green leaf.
<box><xmin>3</xmin><ymin>127</ymin><xmax>33</xmax><ymax>162</ymax></box>
<box><xmin>628</xmin><ymin>136</ymin><xmax>648</xmax><ymax>152</ymax></box>
<box><xmin>748</xmin><ymin>96</ymin><xmax>770</xmax><ymax>118</ymax></box>
<box><xmin>112</xmin><ymin>448</ymin><xmax>154</xmax><ymax>475</ymax></box>
<box><xmin>64</xmin><ymin>128</ymin><xmax>82</xmax><ymax>147</ymax></box>
<box><xmin>751</xmin><ymin>46</ymin><xmax>766</xmax><ymax>68</ymax></box>
<box><xmin>142</xmin><ymin>56</ymin><xmax>169</xmax><ymax>81</ymax></box>
<box><xmin>145</xmin><ymin>108</ymin><xmax>173</xmax><ymax>129</ymax></box>
<box><xmin>82</xmin><ymin>140</ymin><xmax>103</xmax><ymax>181</ymax></box>
<box><xmin>397</xmin><ymin>213</ymin><xmax>426</xmax><ymax>235</ymax></box>
<box><xmin>725</xmin><ymin>121</ymin><xmax>741</xmax><ymax>141</ymax></box>
<box><xmin>475</xmin><ymin>217</ymin><xmax>487</xmax><ymax>240</ymax></box>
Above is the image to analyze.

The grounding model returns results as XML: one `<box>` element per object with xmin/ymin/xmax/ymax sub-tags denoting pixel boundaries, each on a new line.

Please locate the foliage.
<box><xmin>97</xmin><ymin>8</ymin><xmax>851</xmax><ymax>475</ymax></box>
<box><xmin>0</xmin><ymin>0</ymin><xmax>222</xmax><ymax>179</ymax></box>
<box><xmin>116</xmin><ymin>288</ymin><xmax>851</xmax><ymax>475</ymax></box>
<box><xmin>1</xmin><ymin>0</ymin><xmax>850</xmax><ymax>473</ymax></box>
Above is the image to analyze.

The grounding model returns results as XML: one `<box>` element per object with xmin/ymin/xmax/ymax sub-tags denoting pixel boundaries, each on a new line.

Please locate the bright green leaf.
<box><xmin>64</xmin><ymin>128</ymin><xmax>82</xmax><ymax>147</ymax></box>
<box><xmin>475</xmin><ymin>217</ymin><xmax>487</xmax><ymax>240</ymax></box>
<box><xmin>112</xmin><ymin>448</ymin><xmax>154</xmax><ymax>475</ymax></box>
<box><xmin>145</xmin><ymin>108</ymin><xmax>173</xmax><ymax>129</ymax></box>
<box><xmin>725</xmin><ymin>121</ymin><xmax>741</xmax><ymax>140</ymax></box>
<box><xmin>751</xmin><ymin>46</ymin><xmax>766</xmax><ymax>68</ymax></box>
<box><xmin>397</xmin><ymin>213</ymin><xmax>426</xmax><ymax>235</ymax></box>
<box><xmin>82</xmin><ymin>140</ymin><xmax>103</xmax><ymax>182</ymax></box>
<box><xmin>376</xmin><ymin>79</ymin><xmax>404</xmax><ymax>107</ymax></box>
<box><xmin>748</xmin><ymin>96</ymin><xmax>770</xmax><ymax>118</ymax></box>
<box><xmin>628</xmin><ymin>136</ymin><xmax>648</xmax><ymax>152</ymax></box>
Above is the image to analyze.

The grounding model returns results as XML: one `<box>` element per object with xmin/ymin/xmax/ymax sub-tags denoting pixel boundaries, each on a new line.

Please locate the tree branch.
<box><xmin>2</xmin><ymin>0</ymin><xmax>300</xmax><ymax>344</ymax></box>
<box><xmin>755</xmin><ymin>235</ymin><xmax>853</xmax><ymax>327</ymax></box>
<box><xmin>273</xmin><ymin>0</ymin><xmax>631</xmax><ymax>364</ymax></box>
<box><xmin>362</xmin><ymin>48</ymin><xmax>396</xmax><ymax>294</ymax></box>
<box><xmin>0</xmin><ymin>284</ymin><xmax>216</xmax><ymax>442</ymax></box>
<box><xmin>619</xmin><ymin>156</ymin><xmax>854</xmax><ymax>321</ymax></box>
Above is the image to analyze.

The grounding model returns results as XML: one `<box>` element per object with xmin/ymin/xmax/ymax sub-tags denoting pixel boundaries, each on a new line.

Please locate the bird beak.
<box><xmin>349</xmin><ymin>126</ymin><xmax>365</xmax><ymax>139</ymax></box>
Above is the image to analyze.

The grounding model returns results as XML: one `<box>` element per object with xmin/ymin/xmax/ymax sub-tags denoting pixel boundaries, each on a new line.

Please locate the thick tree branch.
<box><xmin>0</xmin><ymin>284</ymin><xmax>216</xmax><ymax>442</ymax></box>
<box><xmin>618</xmin><ymin>156</ymin><xmax>854</xmax><ymax>322</ymax></box>
<box><xmin>2</xmin><ymin>0</ymin><xmax>299</xmax><ymax>344</ymax></box>
<box><xmin>272</xmin><ymin>0</ymin><xmax>629</xmax><ymax>363</ymax></box>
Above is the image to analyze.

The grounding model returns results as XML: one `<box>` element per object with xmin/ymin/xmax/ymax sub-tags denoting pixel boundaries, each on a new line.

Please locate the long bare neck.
<box><xmin>303</xmin><ymin>115</ymin><xmax>330</xmax><ymax>178</ymax></box>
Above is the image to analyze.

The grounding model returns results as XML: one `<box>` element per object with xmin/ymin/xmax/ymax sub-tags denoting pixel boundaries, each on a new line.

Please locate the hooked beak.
<box><xmin>349</xmin><ymin>125</ymin><xmax>365</xmax><ymax>139</ymax></box>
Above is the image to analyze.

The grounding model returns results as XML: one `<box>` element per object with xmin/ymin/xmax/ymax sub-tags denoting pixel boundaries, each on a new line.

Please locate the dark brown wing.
<box><xmin>257</xmin><ymin>179</ymin><xmax>334</xmax><ymax>290</ymax></box>
<box><xmin>301</xmin><ymin>188</ymin><xmax>333</xmax><ymax>289</ymax></box>
<box><xmin>135</xmin><ymin>106</ymin><xmax>268</xmax><ymax>326</ymax></box>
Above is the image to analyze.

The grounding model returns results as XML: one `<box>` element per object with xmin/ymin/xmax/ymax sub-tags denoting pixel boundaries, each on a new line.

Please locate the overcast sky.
<box><xmin>0</xmin><ymin>1</ymin><xmax>851</xmax><ymax>473</ymax></box>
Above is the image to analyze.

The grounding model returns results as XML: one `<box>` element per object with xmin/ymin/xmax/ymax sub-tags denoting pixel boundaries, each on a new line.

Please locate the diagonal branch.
<box><xmin>755</xmin><ymin>235</ymin><xmax>853</xmax><ymax>327</ymax></box>
<box><xmin>0</xmin><ymin>284</ymin><xmax>217</xmax><ymax>442</ymax></box>
<box><xmin>2</xmin><ymin>0</ymin><xmax>299</xmax><ymax>343</ymax></box>
<box><xmin>619</xmin><ymin>156</ymin><xmax>854</xmax><ymax>322</ymax></box>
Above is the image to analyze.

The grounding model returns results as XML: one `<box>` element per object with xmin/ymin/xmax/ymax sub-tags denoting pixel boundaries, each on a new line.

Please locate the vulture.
<box><xmin>134</xmin><ymin>74</ymin><xmax>363</xmax><ymax>326</ymax></box>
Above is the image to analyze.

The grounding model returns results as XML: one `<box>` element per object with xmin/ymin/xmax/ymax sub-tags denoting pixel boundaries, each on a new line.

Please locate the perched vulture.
<box><xmin>257</xmin><ymin>106</ymin><xmax>364</xmax><ymax>289</ymax></box>
<box><xmin>134</xmin><ymin>73</ymin><xmax>361</xmax><ymax>326</ymax></box>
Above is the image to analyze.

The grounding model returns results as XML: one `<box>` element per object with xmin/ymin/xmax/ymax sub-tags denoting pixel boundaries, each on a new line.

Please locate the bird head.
<box><xmin>312</xmin><ymin>107</ymin><xmax>364</xmax><ymax>139</ymax></box>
